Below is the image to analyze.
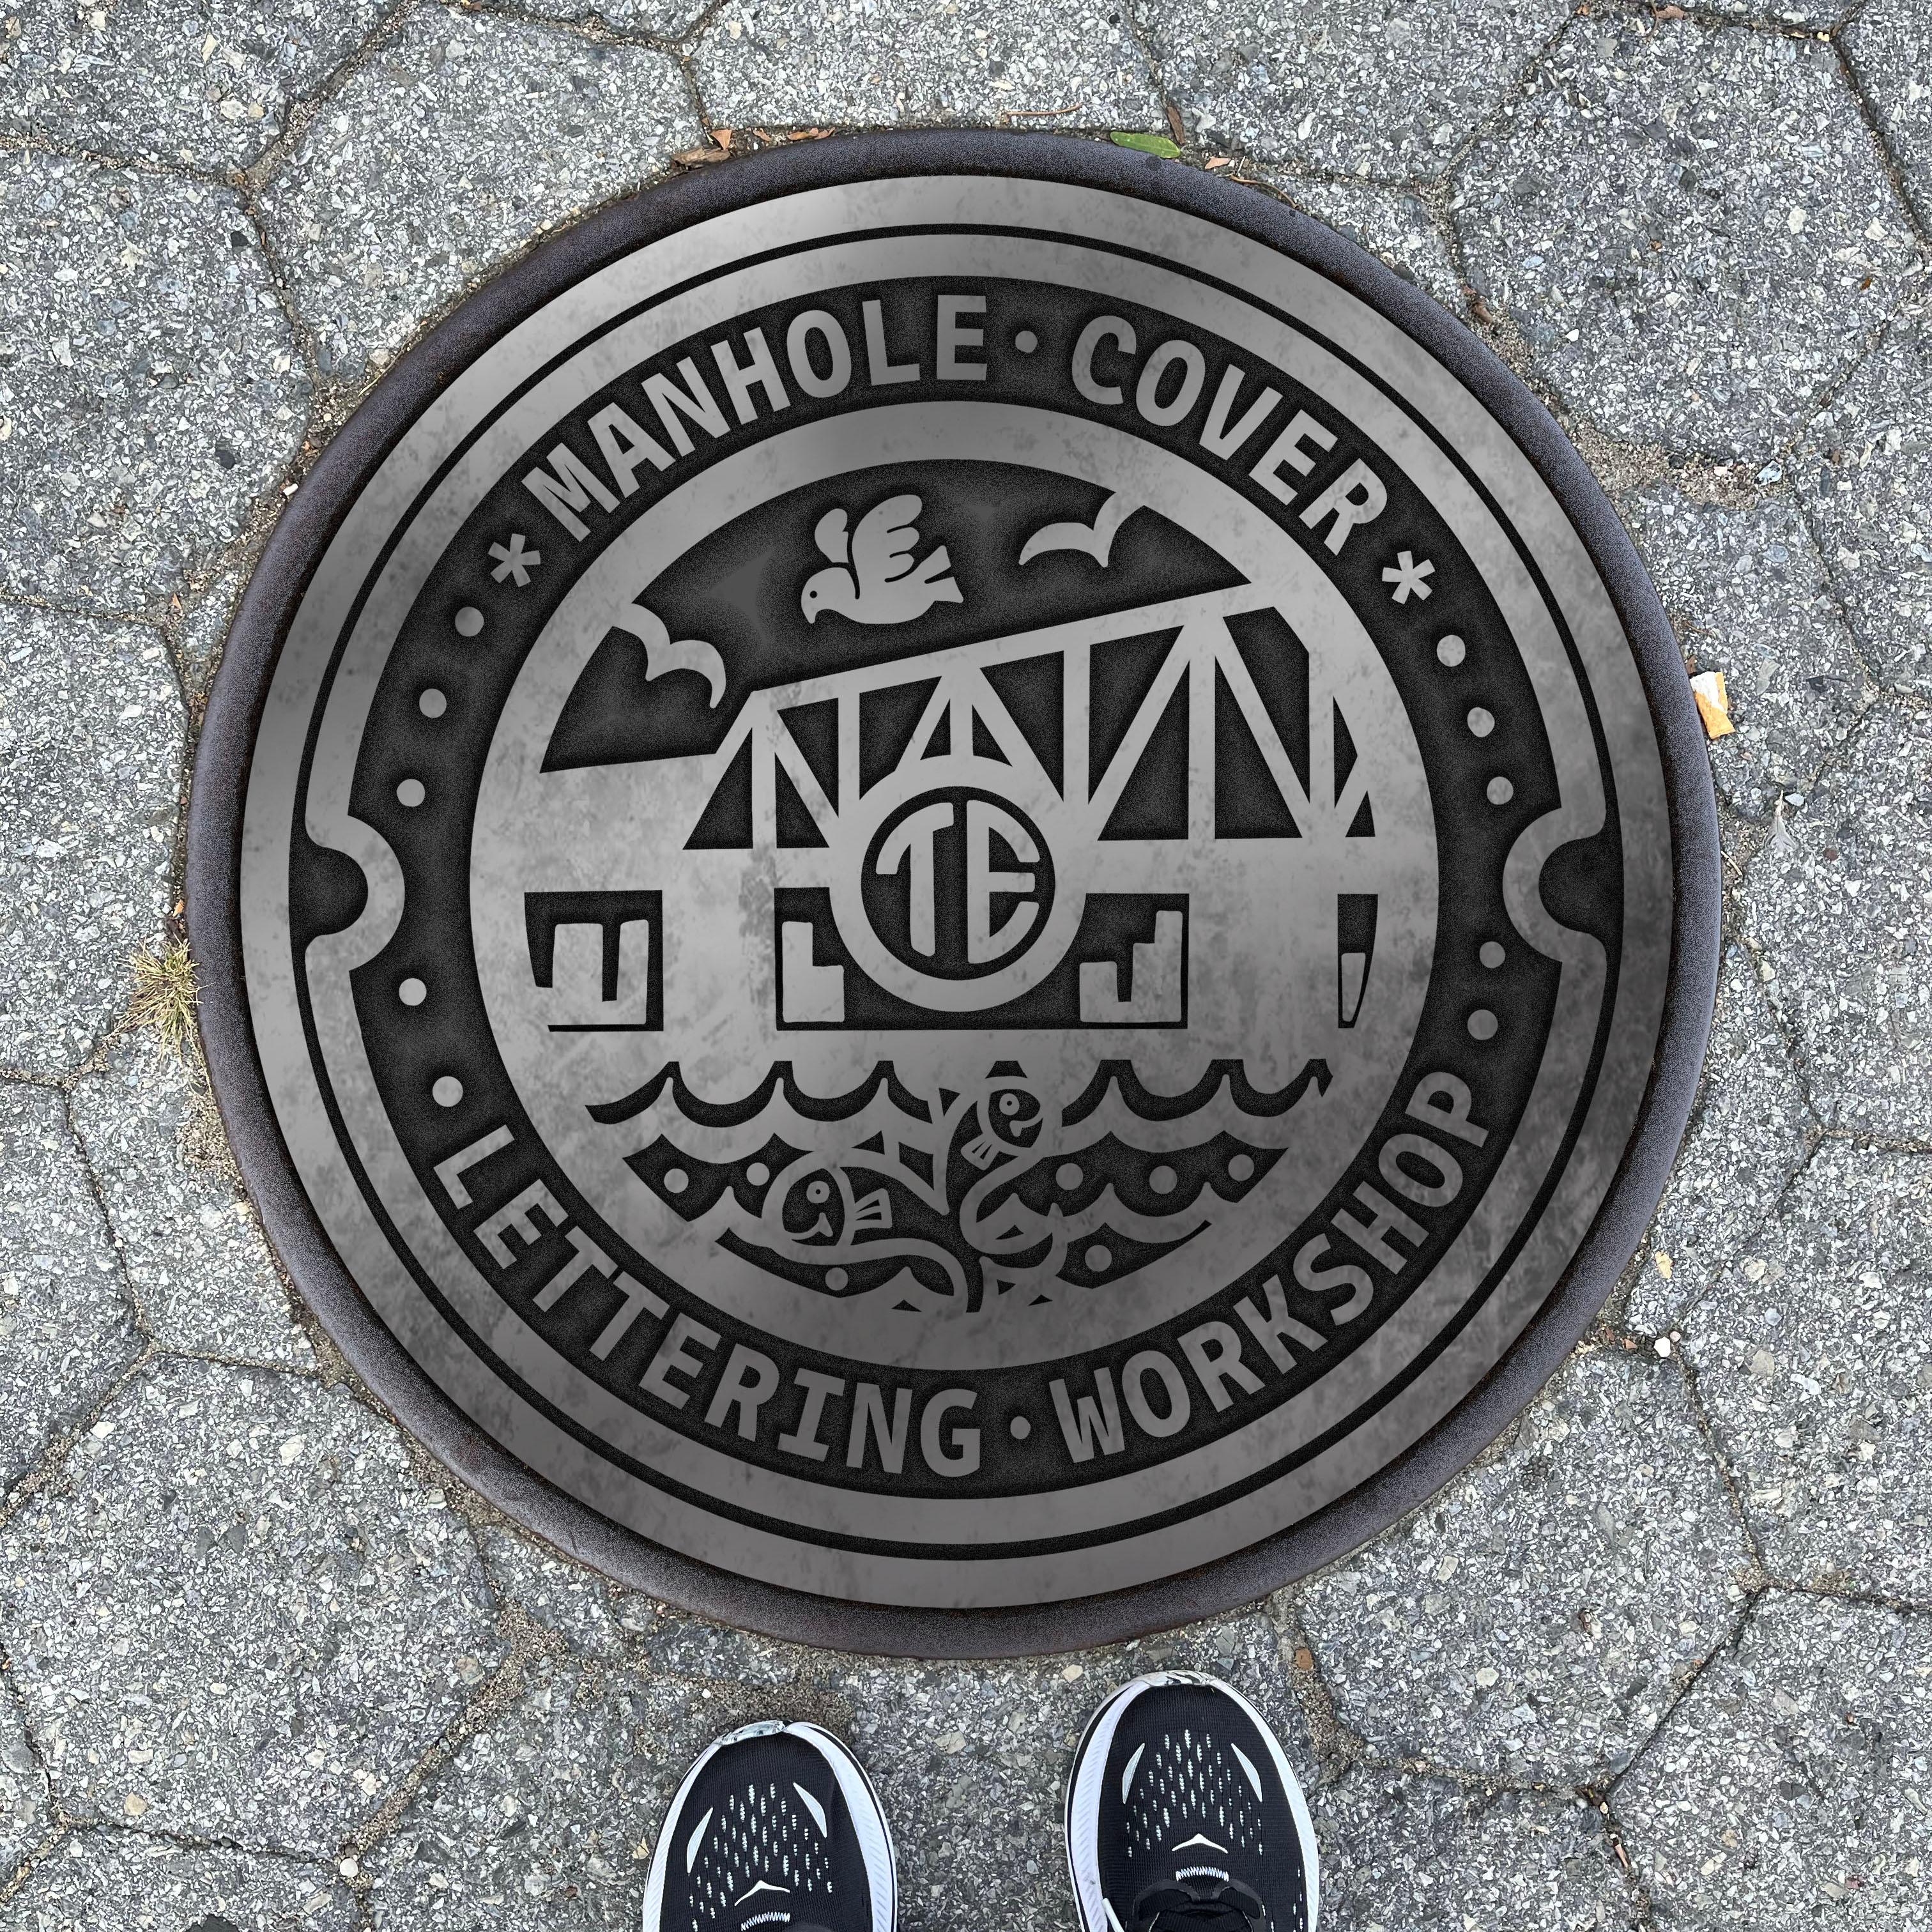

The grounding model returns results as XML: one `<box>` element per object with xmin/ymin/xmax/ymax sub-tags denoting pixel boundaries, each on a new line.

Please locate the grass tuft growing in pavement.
<box><xmin>127</xmin><ymin>940</ymin><xmax>199</xmax><ymax>1057</ymax></box>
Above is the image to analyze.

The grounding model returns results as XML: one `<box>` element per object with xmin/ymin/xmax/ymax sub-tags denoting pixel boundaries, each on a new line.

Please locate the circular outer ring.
<box><xmin>188</xmin><ymin>130</ymin><xmax>1719</xmax><ymax>1658</ymax></box>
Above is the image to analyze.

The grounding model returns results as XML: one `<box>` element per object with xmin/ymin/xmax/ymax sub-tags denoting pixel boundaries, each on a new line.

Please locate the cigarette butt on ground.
<box><xmin>1689</xmin><ymin>669</ymin><xmax>1735</xmax><ymax>740</ymax></box>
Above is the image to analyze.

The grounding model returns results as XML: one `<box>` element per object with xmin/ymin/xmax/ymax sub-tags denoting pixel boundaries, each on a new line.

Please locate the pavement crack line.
<box><xmin>1602</xmin><ymin>0</ymin><xmax>1844</xmax><ymax>38</ymax></box>
<box><xmin>0</xmin><ymin>1344</ymin><xmax>158</xmax><ymax>1542</ymax></box>
<box><xmin>1806</xmin><ymin>269</ymin><xmax>1928</xmax><ymax>427</ymax></box>
<box><xmin>678</xmin><ymin>43</ymin><xmax>721</xmax><ymax>141</ymax></box>
<box><xmin>1116</xmin><ymin>0</ymin><xmax>1185</xmax><ymax>153</ymax></box>
<box><xmin>458</xmin><ymin>0</ymin><xmax>694</xmax><ymax>59</ymax></box>
<box><xmin>0</xmin><ymin>1649</ymin><xmax>57</xmax><ymax>1808</ymax></box>
<box><xmin>1729</xmin><ymin>931</ymin><xmax>1827</xmax><ymax>1137</ymax></box>
<box><xmin>0</xmin><ymin>1825</ymin><xmax>69</xmax><ymax>1909</ymax></box>
<box><xmin>1817</xmin><ymin>1128</ymin><xmax>1932</xmax><ymax>1155</ymax></box>
<box><xmin>1577</xmin><ymin>1776</ymin><xmax>1659</xmax><ymax>1927</ymax></box>
<box><xmin>1220</xmin><ymin>155</ymin><xmax>1417</xmax><ymax>196</ymax></box>
<box><xmin>1835</xmin><ymin>27</ymin><xmax>1932</xmax><ymax>249</ymax></box>
<box><xmin>0</xmin><ymin>1068</ymin><xmax>74</xmax><ymax>1098</ymax></box>
<box><xmin>1425</xmin><ymin>250</ymin><xmax>1771</xmax><ymax>502</ymax></box>
<box><xmin>1795</xmin><ymin>443</ymin><xmax>1931</xmax><ymax>698</ymax></box>
<box><xmin>233</xmin><ymin>0</ymin><xmax>425</xmax><ymax>198</ymax></box>
<box><xmin>151</xmin><ymin>1342</ymin><xmax>328</xmax><ymax>1384</ymax></box>
<box><xmin>0</xmin><ymin>585</ymin><xmax>166</xmax><ymax>631</ymax></box>
<box><xmin>0</xmin><ymin>129</ymin><xmax>231</xmax><ymax>192</ymax></box>
<box><xmin>229</xmin><ymin>194</ymin><xmax>328</xmax><ymax>418</ymax></box>
<box><xmin>1603</xmin><ymin>1578</ymin><xmax>1768</xmax><ymax>1800</ymax></box>
<box><xmin>338</xmin><ymin>1609</ymin><xmax>554</xmax><ymax>1867</ymax></box>
<box><xmin>50</xmin><ymin>1813</ymin><xmax>339</xmax><ymax>1872</ymax></box>
<box><xmin>1669</xmin><ymin>1340</ymin><xmax>1776</xmax><ymax>1584</ymax></box>
<box><xmin>1431</xmin><ymin>0</ymin><xmax>1582</xmax><ymax>187</ymax></box>
<box><xmin>1737</xmin><ymin>698</ymin><xmax>1896</xmax><ymax>1117</ymax></box>
<box><xmin>59</xmin><ymin>1086</ymin><xmax>159</xmax><ymax>1347</ymax></box>
<box><xmin>1761</xmin><ymin>1574</ymin><xmax>1932</xmax><ymax>1616</ymax></box>
<box><xmin>1263</xmin><ymin>1595</ymin><xmax>1361</xmax><ymax>1782</ymax></box>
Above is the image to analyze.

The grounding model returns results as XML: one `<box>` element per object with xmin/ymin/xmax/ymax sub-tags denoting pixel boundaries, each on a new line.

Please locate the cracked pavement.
<box><xmin>1</xmin><ymin>0</ymin><xmax>1929</xmax><ymax>1924</ymax></box>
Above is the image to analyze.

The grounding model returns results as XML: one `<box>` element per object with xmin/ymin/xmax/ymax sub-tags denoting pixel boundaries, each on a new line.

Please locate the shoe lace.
<box><xmin>1144</xmin><ymin>1906</ymin><xmax>1256</xmax><ymax>1932</ymax></box>
<box><xmin>1135</xmin><ymin>1882</ymin><xmax>1264</xmax><ymax>1932</ymax></box>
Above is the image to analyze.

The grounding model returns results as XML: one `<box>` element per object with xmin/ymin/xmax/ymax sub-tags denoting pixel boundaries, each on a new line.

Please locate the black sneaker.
<box><xmin>1066</xmin><ymin>1672</ymin><xmax>1319</xmax><ymax>1932</ymax></box>
<box><xmin>643</xmin><ymin>1718</ymin><xmax>896</xmax><ymax>1932</ymax></box>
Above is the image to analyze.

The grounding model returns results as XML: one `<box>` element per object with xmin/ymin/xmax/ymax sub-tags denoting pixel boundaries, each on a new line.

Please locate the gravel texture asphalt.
<box><xmin>2</xmin><ymin>1</ymin><xmax>1930</xmax><ymax>1926</ymax></box>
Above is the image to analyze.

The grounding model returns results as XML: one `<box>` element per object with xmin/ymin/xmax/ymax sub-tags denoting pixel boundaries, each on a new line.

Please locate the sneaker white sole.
<box><xmin>1064</xmin><ymin>1670</ymin><xmax>1319</xmax><ymax>1932</ymax></box>
<box><xmin>642</xmin><ymin>1716</ymin><xmax>898</xmax><ymax>1932</ymax></box>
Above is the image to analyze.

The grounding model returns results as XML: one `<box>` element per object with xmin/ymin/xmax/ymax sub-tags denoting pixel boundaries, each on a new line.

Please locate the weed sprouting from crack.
<box><xmin>126</xmin><ymin>941</ymin><xmax>198</xmax><ymax>1058</ymax></box>
<box><xmin>121</xmin><ymin>942</ymin><xmax>241</xmax><ymax>1183</ymax></box>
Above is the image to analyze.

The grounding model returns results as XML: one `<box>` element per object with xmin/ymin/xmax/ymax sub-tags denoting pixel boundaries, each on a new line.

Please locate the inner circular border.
<box><xmin>187</xmin><ymin>130</ymin><xmax>1719</xmax><ymax>1658</ymax></box>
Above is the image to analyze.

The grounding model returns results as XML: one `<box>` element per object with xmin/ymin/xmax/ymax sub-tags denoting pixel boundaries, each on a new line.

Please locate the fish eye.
<box><xmin>806</xmin><ymin>1179</ymin><xmax>831</xmax><ymax>1204</ymax></box>
<box><xmin>998</xmin><ymin>1092</ymin><xmax>1020</xmax><ymax>1116</ymax></box>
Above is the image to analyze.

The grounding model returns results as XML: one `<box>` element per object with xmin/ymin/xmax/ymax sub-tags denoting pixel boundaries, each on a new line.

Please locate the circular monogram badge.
<box><xmin>192</xmin><ymin>135</ymin><xmax>1717</xmax><ymax>1651</ymax></box>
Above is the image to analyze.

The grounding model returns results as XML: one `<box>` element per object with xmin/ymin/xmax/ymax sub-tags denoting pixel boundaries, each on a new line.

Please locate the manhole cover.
<box><xmin>191</xmin><ymin>134</ymin><xmax>1717</xmax><ymax>1654</ymax></box>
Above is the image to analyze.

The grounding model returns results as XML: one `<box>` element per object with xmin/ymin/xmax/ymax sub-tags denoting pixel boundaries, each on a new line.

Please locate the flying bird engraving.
<box><xmin>1017</xmin><ymin>491</ymin><xmax>1142</xmax><ymax>569</ymax></box>
<box><xmin>799</xmin><ymin>494</ymin><xmax>963</xmax><ymax>625</ymax></box>
<box><xmin>610</xmin><ymin>600</ymin><xmax>726</xmax><ymax>708</ymax></box>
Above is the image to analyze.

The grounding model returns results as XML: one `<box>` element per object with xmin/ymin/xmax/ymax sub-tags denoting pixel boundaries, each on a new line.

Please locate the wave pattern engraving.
<box><xmin>602</xmin><ymin>1057</ymin><xmax>1331</xmax><ymax>1310</ymax></box>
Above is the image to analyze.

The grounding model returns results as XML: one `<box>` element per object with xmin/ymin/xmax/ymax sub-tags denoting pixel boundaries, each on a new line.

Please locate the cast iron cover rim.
<box><xmin>187</xmin><ymin>128</ymin><xmax>1721</xmax><ymax>1658</ymax></box>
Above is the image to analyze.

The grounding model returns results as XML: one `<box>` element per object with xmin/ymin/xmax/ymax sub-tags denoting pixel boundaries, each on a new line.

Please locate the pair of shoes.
<box><xmin>643</xmin><ymin>1671</ymin><xmax>1319</xmax><ymax>1932</ymax></box>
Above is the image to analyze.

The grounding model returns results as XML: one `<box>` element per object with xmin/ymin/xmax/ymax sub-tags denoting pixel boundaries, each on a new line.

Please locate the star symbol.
<box><xmin>489</xmin><ymin>532</ymin><xmax>540</xmax><ymax>587</ymax></box>
<box><xmin>1382</xmin><ymin>550</ymin><xmax>1435</xmax><ymax>604</ymax></box>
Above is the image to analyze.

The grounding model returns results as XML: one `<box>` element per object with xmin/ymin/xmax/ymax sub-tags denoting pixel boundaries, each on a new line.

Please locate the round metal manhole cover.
<box><xmin>190</xmin><ymin>133</ymin><xmax>1718</xmax><ymax>1655</ymax></box>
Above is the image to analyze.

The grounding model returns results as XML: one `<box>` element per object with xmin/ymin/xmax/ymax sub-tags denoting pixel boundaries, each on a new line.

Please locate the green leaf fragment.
<box><xmin>1108</xmin><ymin>132</ymin><xmax>1181</xmax><ymax>158</ymax></box>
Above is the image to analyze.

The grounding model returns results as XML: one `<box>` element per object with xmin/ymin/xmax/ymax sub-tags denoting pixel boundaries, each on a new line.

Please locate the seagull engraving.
<box><xmin>799</xmin><ymin>494</ymin><xmax>963</xmax><ymax>625</ymax></box>
<box><xmin>609</xmin><ymin>600</ymin><xmax>726</xmax><ymax>708</ymax></box>
<box><xmin>1016</xmin><ymin>491</ymin><xmax>1142</xmax><ymax>569</ymax></box>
